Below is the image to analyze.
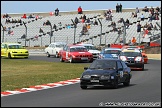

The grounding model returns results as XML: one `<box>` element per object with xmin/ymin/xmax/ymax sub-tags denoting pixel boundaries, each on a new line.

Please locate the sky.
<box><xmin>1</xmin><ymin>1</ymin><xmax>161</xmax><ymax>14</ymax></box>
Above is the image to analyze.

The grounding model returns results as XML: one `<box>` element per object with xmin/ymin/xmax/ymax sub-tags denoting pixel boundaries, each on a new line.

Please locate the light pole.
<box><xmin>1</xmin><ymin>23</ymin><xmax>5</xmax><ymax>42</ymax></box>
<box><xmin>98</xmin><ymin>19</ymin><xmax>102</xmax><ymax>45</ymax></box>
<box><xmin>23</xmin><ymin>21</ymin><xmax>27</xmax><ymax>47</ymax></box>
<box><xmin>156</xmin><ymin>22</ymin><xmax>161</xmax><ymax>45</ymax></box>
<box><xmin>71</xmin><ymin>19</ymin><xmax>76</xmax><ymax>44</ymax></box>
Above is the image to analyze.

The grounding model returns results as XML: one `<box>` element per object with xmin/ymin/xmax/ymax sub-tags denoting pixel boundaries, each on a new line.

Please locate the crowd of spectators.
<box><xmin>2</xmin><ymin>13</ymin><xmax>11</xmax><ymax>18</ymax></box>
<box><xmin>5</xmin><ymin>18</ymin><xmax>22</xmax><ymax>24</ymax></box>
<box><xmin>116</xmin><ymin>3</ymin><xmax>122</xmax><ymax>13</ymax></box>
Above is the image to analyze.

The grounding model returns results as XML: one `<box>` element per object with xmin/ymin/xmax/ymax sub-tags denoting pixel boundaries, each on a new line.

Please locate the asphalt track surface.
<box><xmin>1</xmin><ymin>55</ymin><xmax>161</xmax><ymax>107</ymax></box>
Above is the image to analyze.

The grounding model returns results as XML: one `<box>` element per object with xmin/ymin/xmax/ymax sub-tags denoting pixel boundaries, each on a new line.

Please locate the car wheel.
<box><xmin>55</xmin><ymin>52</ymin><xmax>59</xmax><ymax>58</ymax></box>
<box><xmin>111</xmin><ymin>78</ymin><xmax>118</xmax><ymax>89</ymax></box>
<box><xmin>141</xmin><ymin>64</ymin><xmax>144</xmax><ymax>71</ymax></box>
<box><xmin>69</xmin><ymin>56</ymin><xmax>73</xmax><ymax>63</ymax></box>
<box><xmin>60</xmin><ymin>56</ymin><xmax>64</xmax><ymax>62</ymax></box>
<box><xmin>46</xmin><ymin>52</ymin><xmax>50</xmax><ymax>57</ymax></box>
<box><xmin>89</xmin><ymin>59</ymin><xmax>93</xmax><ymax>63</ymax></box>
<box><xmin>123</xmin><ymin>77</ymin><xmax>130</xmax><ymax>86</ymax></box>
<box><xmin>8</xmin><ymin>53</ymin><xmax>12</xmax><ymax>59</ymax></box>
<box><xmin>80</xmin><ymin>85</ymin><xmax>87</xmax><ymax>89</ymax></box>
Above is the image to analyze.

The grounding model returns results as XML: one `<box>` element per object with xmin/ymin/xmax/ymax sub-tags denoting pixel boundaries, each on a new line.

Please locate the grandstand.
<box><xmin>1</xmin><ymin>7</ymin><xmax>161</xmax><ymax>47</ymax></box>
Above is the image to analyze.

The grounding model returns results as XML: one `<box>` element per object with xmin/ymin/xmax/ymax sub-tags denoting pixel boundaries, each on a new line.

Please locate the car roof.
<box><xmin>96</xmin><ymin>58</ymin><xmax>122</xmax><ymax>62</ymax></box>
<box><xmin>77</xmin><ymin>43</ymin><xmax>94</xmax><ymax>46</ymax></box>
<box><xmin>1</xmin><ymin>42</ymin><xmax>21</xmax><ymax>45</ymax></box>
<box><xmin>50</xmin><ymin>42</ymin><xmax>66</xmax><ymax>45</ymax></box>
<box><xmin>122</xmin><ymin>49</ymin><xmax>140</xmax><ymax>52</ymax></box>
<box><xmin>104</xmin><ymin>47</ymin><xmax>121</xmax><ymax>50</ymax></box>
<box><xmin>68</xmin><ymin>44</ymin><xmax>86</xmax><ymax>48</ymax></box>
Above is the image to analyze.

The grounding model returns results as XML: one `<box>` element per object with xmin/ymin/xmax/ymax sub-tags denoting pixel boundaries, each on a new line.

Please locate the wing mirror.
<box><xmin>125</xmin><ymin>61</ymin><xmax>128</xmax><ymax>65</ymax></box>
<box><xmin>118</xmin><ymin>68</ymin><xmax>123</xmax><ymax>71</ymax></box>
<box><xmin>84</xmin><ymin>67</ymin><xmax>88</xmax><ymax>70</ymax></box>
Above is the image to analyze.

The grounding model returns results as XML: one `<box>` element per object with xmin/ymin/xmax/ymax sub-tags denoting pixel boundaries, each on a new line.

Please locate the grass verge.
<box><xmin>1</xmin><ymin>59</ymin><xmax>90</xmax><ymax>91</ymax></box>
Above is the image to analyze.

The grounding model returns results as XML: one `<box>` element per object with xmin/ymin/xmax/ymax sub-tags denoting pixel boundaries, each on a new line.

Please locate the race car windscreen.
<box><xmin>120</xmin><ymin>52</ymin><xmax>142</xmax><ymax>57</ymax></box>
<box><xmin>8</xmin><ymin>45</ymin><xmax>24</xmax><ymax>49</ymax></box>
<box><xmin>104</xmin><ymin>50</ymin><xmax>121</xmax><ymax>54</ymax></box>
<box><xmin>70</xmin><ymin>47</ymin><xmax>88</xmax><ymax>52</ymax></box>
<box><xmin>84</xmin><ymin>46</ymin><xmax>97</xmax><ymax>50</ymax></box>
<box><xmin>89</xmin><ymin>60</ymin><xmax>116</xmax><ymax>69</ymax></box>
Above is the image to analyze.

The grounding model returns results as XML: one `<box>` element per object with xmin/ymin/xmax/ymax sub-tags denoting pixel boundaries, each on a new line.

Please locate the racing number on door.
<box><xmin>119</xmin><ymin>71</ymin><xmax>123</xmax><ymax>78</ymax></box>
<box><xmin>66</xmin><ymin>52</ymin><xmax>68</xmax><ymax>59</ymax></box>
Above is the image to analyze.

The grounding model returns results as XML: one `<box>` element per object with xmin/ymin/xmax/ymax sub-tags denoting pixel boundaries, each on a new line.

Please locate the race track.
<box><xmin>1</xmin><ymin>56</ymin><xmax>161</xmax><ymax>107</ymax></box>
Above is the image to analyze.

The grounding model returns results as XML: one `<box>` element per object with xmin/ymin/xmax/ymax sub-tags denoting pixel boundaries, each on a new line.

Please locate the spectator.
<box><xmin>113</xmin><ymin>27</ymin><xmax>118</xmax><ymax>32</ymax></box>
<box><xmin>116</xmin><ymin>3</ymin><xmax>119</xmax><ymax>13</ymax></box>
<box><xmin>81</xmin><ymin>18</ymin><xmax>85</xmax><ymax>23</ymax></box>
<box><xmin>53</xmin><ymin>24</ymin><xmax>57</xmax><ymax>29</ymax></box>
<box><xmin>134</xmin><ymin>13</ymin><xmax>137</xmax><ymax>17</ymax></box>
<box><xmin>128</xmin><ymin>40</ymin><xmax>132</xmax><ymax>45</ymax></box>
<box><xmin>86</xmin><ymin>24</ymin><xmax>91</xmax><ymax>29</ymax></box>
<box><xmin>153</xmin><ymin>25</ymin><xmax>158</xmax><ymax>30</ymax></box>
<box><xmin>147</xmin><ymin>24</ymin><xmax>152</xmax><ymax>30</ymax></box>
<box><xmin>22</xmin><ymin>14</ymin><xmax>27</xmax><ymax>19</ymax></box>
<box><xmin>135</xmin><ymin>7</ymin><xmax>140</xmax><ymax>13</ymax></box>
<box><xmin>106</xmin><ymin>14</ymin><xmax>112</xmax><ymax>21</ymax></box>
<box><xmin>119</xmin><ymin>37</ymin><xmax>123</xmax><ymax>44</ymax></box>
<box><xmin>111</xmin><ymin>21</ymin><xmax>116</xmax><ymax>27</ymax></box>
<box><xmin>78</xmin><ymin>6</ymin><xmax>83</xmax><ymax>14</ymax></box>
<box><xmin>142</xmin><ymin>6</ymin><xmax>149</xmax><ymax>12</ymax></box>
<box><xmin>58</xmin><ymin>22</ymin><xmax>62</xmax><ymax>28</ymax></box>
<box><xmin>131</xmin><ymin>12</ymin><xmax>135</xmax><ymax>18</ymax></box>
<box><xmin>156</xmin><ymin>6</ymin><xmax>160</xmax><ymax>12</ymax></box>
<box><xmin>137</xmin><ymin>22</ymin><xmax>141</xmax><ymax>32</ymax></box>
<box><xmin>131</xmin><ymin>37</ymin><xmax>137</xmax><ymax>45</ymax></box>
<box><xmin>74</xmin><ymin>17</ymin><xmax>79</xmax><ymax>24</ymax></box>
<box><xmin>141</xmin><ymin>13</ymin><xmax>145</xmax><ymax>21</ymax></box>
<box><xmin>46</xmin><ymin>20</ymin><xmax>51</xmax><ymax>26</ymax></box>
<box><xmin>118</xmin><ymin>18</ymin><xmax>123</xmax><ymax>23</ymax></box>
<box><xmin>94</xmin><ymin>20</ymin><xmax>98</xmax><ymax>25</ymax></box>
<box><xmin>81</xmin><ymin>24</ymin><xmax>88</xmax><ymax>35</ymax></box>
<box><xmin>125</xmin><ymin>19</ymin><xmax>129</xmax><ymax>29</ymax></box>
<box><xmin>143</xmin><ymin>28</ymin><xmax>149</xmax><ymax>38</ymax></box>
<box><xmin>119</xmin><ymin>3</ymin><xmax>122</xmax><ymax>13</ymax></box>
<box><xmin>155</xmin><ymin>14</ymin><xmax>159</xmax><ymax>20</ymax></box>
<box><xmin>55</xmin><ymin>8</ymin><xmax>59</xmax><ymax>16</ymax></box>
<box><xmin>83</xmin><ymin>14</ymin><xmax>86</xmax><ymax>20</ymax></box>
<box><xmin>39</xmin><ymin>28</ymin><xmax>44</xmax><ymax>33</ymax></box>
<box><xmin>86</xmin><ymin>18</ymin><xmax>90</xmax><ymax>23</ymax></box>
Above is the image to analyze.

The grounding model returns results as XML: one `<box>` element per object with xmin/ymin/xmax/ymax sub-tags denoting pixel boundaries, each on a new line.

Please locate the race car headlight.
<box><xmin>100</xmin><ymin>75</ymin><xmax>110</xmax><ymax>79</ymax></box>
<box><xmin>72</xmin><ymin>55</ymin><xmax>76</xmax><ymax>58</ymax></box>
<box><xmin>135</xmin><ymin>56</ymin><xmax>143</xmax><ymax>62</ymax></box>
<box><xmin>12</xmin><ymin>51</ymin><xmax>17</xmax><ymax>53</ymax></box>
<box><xmin>82</xmin><ymin>75</ymin><xmax>91</xmax><ymax>79</ymax></box>
<box><xmin>120</xmin><ymin>56</ymin><xmax>127</xmax><ymax>61</ymax></box>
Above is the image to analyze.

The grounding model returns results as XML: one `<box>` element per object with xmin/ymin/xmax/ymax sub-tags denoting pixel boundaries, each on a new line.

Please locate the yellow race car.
<box><xmin>1</xmin><ymin>42</ymin><xmax>29</xmax><ymax>59</ymax></box>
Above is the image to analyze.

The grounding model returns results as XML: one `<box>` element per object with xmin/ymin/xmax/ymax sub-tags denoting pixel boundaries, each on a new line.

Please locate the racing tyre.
<box><xmin>123</xmin><ymin>77</ymin><xmax>130</xmax><ymax>86</ymax></box>
<box><xmin>46</xmin><ymin>52</ymin><xmax>50</xmax><ymax>57</ymax></box>
<box><xmin>80</xmin><ymin>85</ymin><xmax>87</xmax><ymax>89</ymax></box>
<box><xmin>111</xmin><ymin>78</ymin><xmax>118</xmax><ymax>89</ymax></box>
<box><xmin>69</xmin><ymin>56</ymin><xmax>74</xmax><ymax>63</ymax></box>
<box><xmin>55</xmin><ymin>52</ymin><xmax>59</xmax><ymax>58</ymax></box>
<box><xmin>8</xmin><ymin>53</ymin><xmax>12</xmax><ymax>59</ymax></box>
<box><xmin>60</xmin><ymin>56</ymin><xmax>64</xmax><ymax>62</ymax></box>
<box><xmin>141</xmin><ymin>64</ymin><xmax>144</xmax><ymax>71</ymax></box>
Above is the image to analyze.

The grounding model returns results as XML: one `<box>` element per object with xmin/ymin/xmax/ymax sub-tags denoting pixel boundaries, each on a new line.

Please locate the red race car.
<box><xmin>59</xmin><ymin>44</ymin><xmax>93</xmax><ymax>63</ymax></box>
<box><xmin>121</xmin><ymin>46</ymin><xmax>148</xmax><ymax>64</ymax></box>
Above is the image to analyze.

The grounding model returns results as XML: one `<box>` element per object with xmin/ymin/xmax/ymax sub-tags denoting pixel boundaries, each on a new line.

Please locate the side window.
<box><xmin>49</xmin><ymin>44</ymin><xmax>52</xmax><ymax>47</ymax></box>
<box><xmin>63</xmin><ymin>46</ymin><xmax>68</xmax><ymax>51</ymax></box>
<box><xmin>117</xmin><ymin>61</ymin><xmax>123</xmax><ymax>70</ymax></box>
<box><xmin>121</xmin><ymin>61</ymin><xmax>128</xmax><ymax>68</ymax></box>
<box><xmin>1</xmin><ymin>44</ymin><xmax>5</xmax><ymax>49</ymax></box>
